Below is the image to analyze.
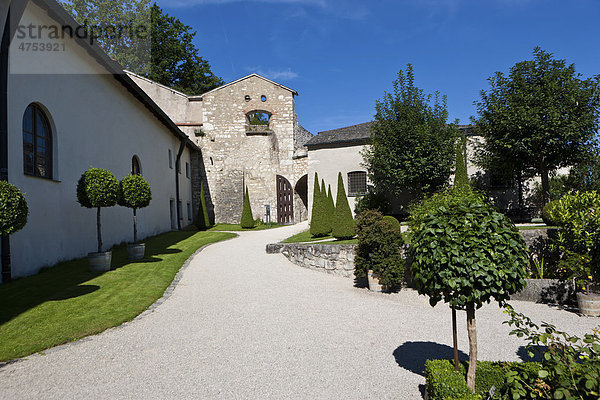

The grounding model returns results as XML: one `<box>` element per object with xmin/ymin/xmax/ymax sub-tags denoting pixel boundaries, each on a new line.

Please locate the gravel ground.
<box><xmin>1</xmin><ymin>222</ymin><xmax>598</xmax><ymax>399</ymax></box>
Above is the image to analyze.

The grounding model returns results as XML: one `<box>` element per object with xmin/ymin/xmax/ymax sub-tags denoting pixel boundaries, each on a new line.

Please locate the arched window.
<box><xmin>347</xmin><ymin>171</ymin><xmax>367</xmax><ymax>196</ymax></box>
<box><xmin>23</xmin><ymin>104</ymin><xmax>52</xmax><ymax>179</ymax></box>
<box><xmin>132</xmin><ymin>155</ymin><xmax>142</xmax><ymax>175</ymax></box>
<box><xmin>245</xmin><ymin>110</ymin><xmax>271</xmax><ymax>134</ymax></box>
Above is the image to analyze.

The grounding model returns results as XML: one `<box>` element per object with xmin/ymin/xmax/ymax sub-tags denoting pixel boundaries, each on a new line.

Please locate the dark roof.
<box><xmin>306</xmin><ymin>122</ymin><xmax>372</xmax><ymax>148</ymax></box>
<box><xmin>25</xmin><ymin>0</ymin><xmax>198</xmax><ymax>151</ymax></box>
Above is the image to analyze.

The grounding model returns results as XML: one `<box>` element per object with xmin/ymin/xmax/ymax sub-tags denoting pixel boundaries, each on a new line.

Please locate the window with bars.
<box><xmin>347</xmin><ymin>171</ymin><xmax>367</xmax><ymax>196</ymax></box>
<box><xmin>23</xmin><ymin>104</ymin><xmax>52</xmax><ymax>179</ymax></box>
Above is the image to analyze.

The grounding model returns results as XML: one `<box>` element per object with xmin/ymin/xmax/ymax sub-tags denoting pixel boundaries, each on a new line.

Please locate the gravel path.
<box><xmin>1</xmin><ymin>222</ymin><xmax>598</xmax><ymax>399</ymax></box>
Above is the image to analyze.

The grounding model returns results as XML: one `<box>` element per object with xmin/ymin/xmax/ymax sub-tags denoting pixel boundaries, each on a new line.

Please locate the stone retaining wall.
<box><xmin>266</xmin><ymin>243</ymin><xmax>357</xmax><ymax>278</ymax></box>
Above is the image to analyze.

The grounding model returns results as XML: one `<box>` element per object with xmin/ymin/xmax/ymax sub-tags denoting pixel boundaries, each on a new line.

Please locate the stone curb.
<box><xmin>0</xmin><ymin>234</ymin><xmax>239</xmax><ymax>369</ymax></box>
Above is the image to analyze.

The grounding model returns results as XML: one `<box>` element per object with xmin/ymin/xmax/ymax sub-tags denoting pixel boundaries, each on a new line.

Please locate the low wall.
<box><xmin>510</xmin><ymin>278</ymin><xmax>575</xmax><ymax>304</ymax></box>
<box><xmin>266</xmin><ymin>243</ymin><xmax>357</xmax><ymax>278</ymax></box>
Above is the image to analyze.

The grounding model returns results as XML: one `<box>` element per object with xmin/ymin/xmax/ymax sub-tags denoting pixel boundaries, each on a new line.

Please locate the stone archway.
<box><xmin>294</xmin><ymin>174</ymin><xmax>308</xmax><ymax>223</ymax></box>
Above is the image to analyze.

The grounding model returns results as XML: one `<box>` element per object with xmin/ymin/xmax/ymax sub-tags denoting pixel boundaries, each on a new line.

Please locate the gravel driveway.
<box><xmin>1</xmin><ymin>222</ymin><xmax>598</xmax><ymax>399</ymax></box>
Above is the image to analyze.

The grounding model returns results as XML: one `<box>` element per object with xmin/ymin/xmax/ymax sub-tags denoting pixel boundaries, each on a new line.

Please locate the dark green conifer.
<box><xmin>310</xmin><ymin>173</ymin><xmax>329</xmax><ymax>237</ymax></box>
<box><xmin>240</xmin><ymin>186</ymin><xmax>255</xmax><ymax>229</ymax></box>
<box><xmin>195</xmin><ymin>182</ymin><xmax>211</xmax><ymax>230</ymax></box>
<box><xmin>332</xmin><ymin>172</ymin><xmax>356</xmax><ymax>239</ymax></box>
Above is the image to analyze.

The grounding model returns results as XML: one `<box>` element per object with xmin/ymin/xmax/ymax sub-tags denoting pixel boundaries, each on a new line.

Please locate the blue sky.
<box><xmin>156</xmin><ymin>0</ymin><xmax>600</xmax><ymax>135</ymax></box>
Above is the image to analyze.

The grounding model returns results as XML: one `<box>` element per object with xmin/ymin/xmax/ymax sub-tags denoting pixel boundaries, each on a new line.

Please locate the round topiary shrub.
<box><xmin>0</xmin><ymin>181</ymin><xmax>28</xmax><ymax>236</ymax></box>
<box><xmin>77</xmin><ymin>168</ymin><xmax>119</xmax><ymax>253</ymax></box>
<box><xmin>118</xmin><ymin>174</ymin><xmax>152</xmax><ymax>243</ymax></box>
<box><xmin>541</xmin><ymin>200</ymin><xmax>560</xmax><ymax>226</ymax></box>
<box><xmin>383</xmin><ymin>215</ymin><xmax>400</xmax><ymax>229</ymax></box>
<box><xmin>354</xmin><ymin>210</ymin><xmax>404</xmax><ymax>290</ymax></box>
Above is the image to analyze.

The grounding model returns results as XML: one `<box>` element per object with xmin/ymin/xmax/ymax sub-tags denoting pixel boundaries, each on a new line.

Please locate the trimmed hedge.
<box><xmin>322</xmin><ymin>179</ymin><xmax>332</xmax><ymax>233</ymax></box>
<box><xmin>195</xmin><ymin>182</ymin><xmax>211</xmax><ymax>230</ymax></box>
<box><xmin>118</xmin><ymin>175</ymin><xmax>152</xmax><ymax>210</ymax></box>
<box><xmin>332</xmin><ymin>172</ymin><xmax>355</xmax><ymax>239</ymax></box>
<box><xmin>541</xmin><ymin>200</ymin><xmax>559</xmax><ymax>226</ymax></box>
<box><xmin>310</xmin><ymin>173</ymin><xmax>329</xmax><ymax>237</ymax></box>
<box><xmin>383</xmin><ymin>215</ymin><xmax>400</xmax><ymax>229</ymax></box>
<box><xmin>76</xmin><ymin>168</ymin><xmax>119</xmax><ymax>209</ymax></box>
<box><xmin>240</xmin><ymin>186</ymin><xmax>255</xmax><ymax>229</ymax></box>
<box><xmin>326</xmin><ymin>184</ymin><xmax>335</xmax><ymax>232</ymax></box>
<box><xmin>425</xmin><ymin>359</ymin><xmax>541</xmax><ymax>400</ymax></box>
<box><xmin>0</xmin><ymin>181</ymin><xmax>28</xmax><ymax>236</ymax></box>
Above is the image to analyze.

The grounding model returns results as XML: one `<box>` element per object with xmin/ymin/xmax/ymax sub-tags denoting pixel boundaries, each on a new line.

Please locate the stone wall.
<box><xmin>266</xmin><ymin>243</ymin><xmax>357</xmax><ymax>278</ymax></box>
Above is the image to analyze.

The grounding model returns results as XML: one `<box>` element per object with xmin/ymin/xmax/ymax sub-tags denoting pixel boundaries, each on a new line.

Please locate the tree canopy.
<box><xmin>363</xmin><ymin>64</ymin><xmax>456</xmax><ymax>206</ymax></box>
<box><xmin>60</xmin><ymin>1</ymin><xmax>223</xmax><ymax>95</ymax></box>
<box><xmin>474</xmin><ymin>47</ymin><xmax>600</xmax><ymax>206</ymax></box>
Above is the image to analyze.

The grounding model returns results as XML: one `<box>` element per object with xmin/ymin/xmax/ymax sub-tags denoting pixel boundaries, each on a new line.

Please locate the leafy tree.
<box><xmin>195</xmin><ymin>182</ymin><xmax>211</xmax><ymax>230</ymax></box>
<box><xmin>60</xmin><ymin>1</ymin><xmax>223</xmax><ymax>95</ymax></box>
<box><xmin>0</xmin><ymin>182</ymin><xmax>28</xmax><ymax>282</ymax></box>
<box><xmin>240</xmin><ymin>186</ymin><xmax>254</xmax><ymax>229</ymax></box>
<box><xmin>567</xmin><ymin>146</ymin><xmax>600</xmax><ymax>193</ymax></box>
<box><xmin>332</xmin><ymin>172</ymin><xmax>355</xmax><ymax>239</ymax></box>
<box><xmin>77</xmin><ymin>168</ymin><xmax>120</xmax><ymax>253</ymax></box>
<box><xmin>409</xmin><ymin>191</ymin><xmax>529</xmax><ymax>391</ymax></box>
<box><xmin>118</xmin><ymin>174</ymin><xmax>152</xmax><ymax>243</ymax></box>
<box><xmin>363</xmin><ymin>64</ymin><xmax>456</xmax><ymax>205</ymax></box>
<box><xmin>475</xmin><ymin>47</ymin><xmax>600</xmax><ymax>206</ymax></box>
<box><xmin>310</xmin><ymin>173</ymin><xmax>329</xmax><ymax>237</ymax></box>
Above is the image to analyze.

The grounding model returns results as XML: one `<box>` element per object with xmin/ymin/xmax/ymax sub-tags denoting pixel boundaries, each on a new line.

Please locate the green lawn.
<box><xmin>208</xmin><ymin>222</ymin><xmax>282</xmax><ymax>231</ymax></box>
<box><xmin>517</xmin><ymin>225</ymin><xmax>556</xmax><ymax>230</ymax></box>
<box><xmin>282</xmin><ymin>230</ymin><xmax>358</xmax><ymax>245</ymax></box>
<box><xmin>0</xmin><ymin>230</ymin><xmax>235</xmax><ymax>362</ymax></box>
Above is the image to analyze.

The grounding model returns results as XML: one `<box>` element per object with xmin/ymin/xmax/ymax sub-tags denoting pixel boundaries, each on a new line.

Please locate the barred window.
<box><xmin>23</xmin><ymin>104</ymin><xmax>52</xmax><ymax>179</ymax></box>
<box><xmin>347</xmin><ymin>171</ymin><xmax>367</xmax><ymax>196</ymax></box>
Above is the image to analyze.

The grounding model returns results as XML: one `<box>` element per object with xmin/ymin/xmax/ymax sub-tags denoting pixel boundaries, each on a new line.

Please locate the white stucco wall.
<box><xmin>5</xmin><ymin>1</ymin><xmax>194</xmax><ymax>279</ymax></box>
<box><xmin>307</xmin><ymin>143</ymin><xmax>369</xmax><ymax>219</ymax></box>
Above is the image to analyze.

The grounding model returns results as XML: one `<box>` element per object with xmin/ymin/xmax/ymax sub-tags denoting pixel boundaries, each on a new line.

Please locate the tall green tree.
<box><xmin>59</xmin><ymin>1</ymin><xmax>223</xmax><ymax>95</ymax></box>
<box><xmin>475</xmin><ymin>47</ymin><xmax>600</xmax><ymax>206</ymax></box>
<box><xmin>363</xmin><ymin>64</ymin><xmax>456</xmax><ymax>204</ymax></box>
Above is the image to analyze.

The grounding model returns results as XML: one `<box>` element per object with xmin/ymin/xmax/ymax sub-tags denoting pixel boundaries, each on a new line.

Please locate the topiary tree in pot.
<box><xmin>0</xmin><ymin>181</ymin><xmax>28</xmax><ymax>282</ymax></box>
<box><xmin>77</xmin><ymin>168</ymin><xmax>119</xmax><ymax>271</ymax></box>
<box><xmin>240</xmin><ymin>186</ymin><xmax>255</xmax><ymax>229</ymax></box>
<box><xmin>409</xmin><ymin>190</ymin><xmax>529</xmax><ymax>392</ymax></box>
<box><xmin>118</xmin><ymin>174</ymin><xmax>152</xmax><ymax>260</ymax></box>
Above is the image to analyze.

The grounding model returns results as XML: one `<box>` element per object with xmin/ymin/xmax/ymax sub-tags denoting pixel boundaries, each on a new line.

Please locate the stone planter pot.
<box><xmin>367</xmin><ymin>270</ymin><xmax>384</xmax><ymax>292</ymax></box>
<box><xmin>88</xmin><ymin>251</ymin><xmax>112</xmax><ymax>272</ymax></box>
<box><xmin>577</xmin><ymin>292</ymin><xmax>600</xmax><ymax>317</ymax></box>
<box><xmin>126</xmin><ymin>243</ymin><xmax>145</xmax><ymax>260</ymax></box>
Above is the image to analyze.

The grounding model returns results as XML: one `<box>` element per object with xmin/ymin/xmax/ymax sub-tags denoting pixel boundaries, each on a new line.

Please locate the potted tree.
<box><xmin>77</xmin><ymin>168</ymin><xmax>119</xmax><ymax>271</ymax></box>
<box><xmin>118</xmin><ymin>174</ymin><xmax>152</xmax><ymax>260</ymax></box>
<box><xmin>0</xmin><ymin>181</ymin><xmax>28</xmax><ymax>282</ymax></box>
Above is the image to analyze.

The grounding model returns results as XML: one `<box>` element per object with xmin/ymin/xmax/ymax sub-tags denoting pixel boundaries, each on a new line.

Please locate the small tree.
<box><xmin>322</xmin><ymin>179</ymin><xmax>332</xmax><ymax>233</ymax></box>
<box><xmin>409</xmin><ymin>191</ymin><xmax>529</xmax><ymax>391</ymax></box>
<box><xmin>77</xmin><ymin>168</ymin><xmax>119</xmax><ymax>253</ymax></box>
<box><xmin>327</xmin><ymin>184</ymin><xmax>335</xmax><ymax>232</ymax></box>
<box><xmin>310</xmin><ymin>173</ymin><xmax>329</xmax><ymax>237</ymax></box>
<box><xmin>240</xmin><ymin>186</ymin><xmax>254</xmax><ymax>229</ymax></box>
<box><xmin>332</xmin><ymin>172</ymin><xmax>355</xmax><ymax>239</ymax></box>
<box><xmin>0</xmin><ymin>182</ymin><xmax>29</xmax><ymax>282</ymax></box>
<box><xmin>118</xmin><ymin>175</ymin><xmax>152</xmax><ymax>243</ymax></box>
<box><xmin>195</xmin><ymin>182</ymin><xmax>211</xmax><ymax>230</ymax></box>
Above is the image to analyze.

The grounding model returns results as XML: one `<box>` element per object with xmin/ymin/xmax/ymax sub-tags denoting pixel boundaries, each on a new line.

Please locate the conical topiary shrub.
<box><xmin>332</xmin><ymin>172</ymin><xmax>355</xmax><ymax>239</ymax></box>
<box><xmin>195</xmin><ymin>182</ymin><xmax>211</xmax><ymax>230</ymax></box>
<box><xmin>327</xmin><ymin>184</ymin><xmax>335</xmax><ymax>232</ymax></box>
<box><xmin>310</xmin><ymin>172</ymin><xmax>329</xmax><ymax>237</ymax></box>
<box><xmin>322</xmin><ymin>179</ymin><xmax>332</xmax><ymax>234</ymax></box>
<box><xmin>240</xmin><ymin>186</ymin><xmax>255</xmax><ymax>229</ymax></box>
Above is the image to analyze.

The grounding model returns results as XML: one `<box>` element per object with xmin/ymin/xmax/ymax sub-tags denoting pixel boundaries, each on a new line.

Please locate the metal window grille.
<box><xmin>347</xmin><ymin>171</ymin><xmax>367</xmax><ymax>196</ymax></box>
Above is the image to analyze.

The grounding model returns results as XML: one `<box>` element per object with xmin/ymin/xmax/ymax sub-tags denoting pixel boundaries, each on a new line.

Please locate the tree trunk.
<box><xmin>133</xmin><ymin>208</ymin><xmax>137</xmax><ymax>244</ymax></box>
<box><xmin>452</xmin><ymin>306</ymin><xmax>459</xmax><ymax>372</ymax></box>
<box><xmin>540</xmin><ymin>166</ymin><xmax>550</xmax><ymax>206</ymax></box>
<box><xmin>97</xmin><ymin>207</ymin><xmax>102</xmax><ymax>253</ymax></box>
<box><xmin>466</xmin><ymin>303</ymin><xmax>477</xmax><ymax>392</ymax></box>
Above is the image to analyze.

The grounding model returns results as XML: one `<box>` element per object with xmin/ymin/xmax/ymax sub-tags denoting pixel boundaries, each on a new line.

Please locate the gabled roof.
<box><xmin>20</xmin><ymin>0</ymin><xmax>198</xmax><ymax>151</ymax></box>
<box><xmin>306</xmin><ymin>122</ymin><xmax>372</xmax><ymax>148</ymax></box>
<box><xmin>190</xmin><ymin>73</ymin><xmax>298</xmax><ymax>99</ymax></box>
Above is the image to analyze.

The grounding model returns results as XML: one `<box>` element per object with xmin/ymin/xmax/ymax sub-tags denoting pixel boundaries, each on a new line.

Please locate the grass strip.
<box><xmin>0</xmin><ymin>230</ymin><xmax>235</xmax><ymax>362</ymax></box>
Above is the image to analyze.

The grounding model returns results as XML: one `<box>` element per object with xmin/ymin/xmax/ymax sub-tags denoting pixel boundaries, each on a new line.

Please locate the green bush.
<box><xmin>354</xmin><ymin>209</ymin><xmax>404</xmax><ymax>290</ymax></box>
<box><xmin>77</xmin><ymin>168</ymin><xmax>119</xmax><ymax>253</ymax></box>
<box><xmin>332</xmin><ymin>172</ymin><xmax>356</xmax><ymax>240</ymax></box>
<box><xmin>195</xmin><ymin>182</ymin><xmax>211</xmax><ymax>230</ymax></box>
<box><xmin>425</xmin><ymin>360</ymin><xmax>480</xmax><ymax>400</ymax></box>
<box><xmin>322</xmin><ymin>180</ymin><xmax>332</xmax><ymax>233</ymax></box>
<box><xmin>0</xmin><ymin>181</ymin><xmax>28</xmax><ymax>236</ymax></box>
<box><xmin>383</xmin><ymin>215</ymin><xmax>400</xmax><ymax>229</ymax></box>
<box><xmin>240</xmin><ymin>186</ymin><xmax>254</xmax><ymax>229</ymax></box>
<box><xmin>118</xmin><ymin>174</ymin><xmax>152</xmax><ymax>243</ymax></box>
<box><xmin>326</xmin><ymin>184</ymin><xmax>335</xmax><ymax>233</ymax></box>
<box><xmin>310</xmin><ymin>173</ymin><xmax>329</xmax><ymax>237</ymax></box>
<box><xmin>541</xmin><ymin>200</ymin><xmax>560</xmax><ymax>226</ymax></box>
<box><xmin>354</xmin><ymin>187</ymin><xmax>390</xmax><ymax>215</ymax></box>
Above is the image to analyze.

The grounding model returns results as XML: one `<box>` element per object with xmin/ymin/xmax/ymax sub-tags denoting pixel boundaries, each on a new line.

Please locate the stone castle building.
<box><xmin>127</xmin><ymin>72</ymin><xmax>312</xmax><ymax>225</ymax></box>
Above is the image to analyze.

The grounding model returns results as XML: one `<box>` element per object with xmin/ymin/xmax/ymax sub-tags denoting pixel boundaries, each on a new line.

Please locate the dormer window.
<box><xmin>245</xmin><ymin>110</ymin><xmax>272</xmax><ymax>135</ymax></box>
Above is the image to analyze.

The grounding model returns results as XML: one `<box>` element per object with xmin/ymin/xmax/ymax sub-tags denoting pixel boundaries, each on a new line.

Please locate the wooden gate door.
<box><xmin>276</xmin><ymin>175</ymin><xmax>293</xmax><ymax>225</ymax></box>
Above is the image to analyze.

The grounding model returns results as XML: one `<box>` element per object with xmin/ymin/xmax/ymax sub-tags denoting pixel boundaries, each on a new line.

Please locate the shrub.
<box><xmin>326</xmin><ymin>184</ymin><xmax>335</xmax><ymax>232</ymax></box>
<box><xmin>310</xmin><ymin>173</ymin><xmax>329</xmax><ymax>237</ymax></box>
<box><xmin>409</xmin><ymin>190</ymin><xmax>530</xmax><ymax>390</ymax></box>
<box><xmin>322</xmin><ymin>179</ymin><xmax>332</xmax><ymax>233</ymax></box>
<box><xmin>0</xmin><ymin>181</ymin><xmax>28</xmax><ymax>236</ymax></box>
<box><xmin>541</xmin><ymin>200</ymin><xmax>560</xmax><ymax>226</ymax></box>
<box><xmin>332</xmin><ymin>172</ymin><xmax>356</xmax><ymax>240</ymax></box>
<box><xmin>383</xmin><ymin>215</ymin><xmax>400</xmax><ymax>229</ymax></box>
<box><xmin>354</xmin><ymin>209</ymin><xmax>404</xmax><ymax>290</ymax></box>
<box><xmin>354</xmin><ymin>187</ymin><xmax>390</xmax><ymax>215</ymax></box>
<box><xmin>118</xmin><ymin>175</ymin><xmax>152</xmax><ymax>243</ymax></box>
<box><xmin>77</xmin><ymin>168</ymin><xmax>119</xmax><ymax>253</ymax></box>
<box><xmin>240</xmin><ymin>186</ymin><xmax>254</xmax><ymax>229</ymax></box>
<box><xmin>195</xmin><ymin>182</ymin><xmax>211</xmax><ymax>230</ymax></box>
